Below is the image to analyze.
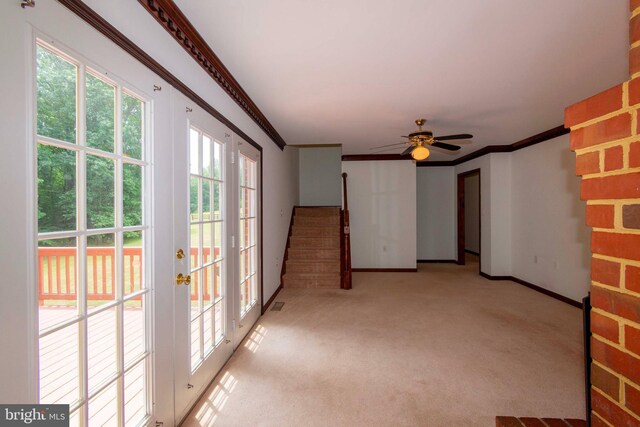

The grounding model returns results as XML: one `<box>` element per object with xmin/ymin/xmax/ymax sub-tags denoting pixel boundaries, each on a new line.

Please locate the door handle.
<box><xmin>176</xmin><ymin>273</ymin><xmax>191</xmax><ymax>286</ymax></box>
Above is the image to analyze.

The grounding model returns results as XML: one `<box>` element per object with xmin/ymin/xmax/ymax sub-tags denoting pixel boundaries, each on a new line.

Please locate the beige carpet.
<box><xmin>182</xmin><ymin>261</ymin><xmax>586</xmax><ymax>427</ymax></box>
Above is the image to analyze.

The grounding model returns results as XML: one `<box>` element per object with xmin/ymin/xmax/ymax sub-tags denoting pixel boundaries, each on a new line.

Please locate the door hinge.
<box><xmin>155</xmin><ymin>422</ymin><xmax>163</xmax><ymax>427</ymax></box>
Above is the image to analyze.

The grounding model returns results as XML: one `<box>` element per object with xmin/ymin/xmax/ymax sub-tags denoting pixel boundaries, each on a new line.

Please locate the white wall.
<box><xmin>511</xmin><ymin>134</ymin><xmax>590</xmax><ymax>301</ymax></box>
<box><xmin>342</xmin><ymin>161</ymin><xmax>416</xmax><ymax>269</ymax></box>
<box><xmin>298</xmin><ymin>146</ymin><xmax>342</xmax><ymax>206</ymax></box>
<box><xmin>416</xmin><ymin>167</ymin><xmax>456</xmax><ymax>260</ymax></box>
<box><xmin>0</xmin><ymin>0</ymin><xmax>298</xmax><ymax>406</ymax></box>
<box><xmin>464</xmin><ymin>174</ymin><xmax>480</xmax><ymax>253</ymax></box>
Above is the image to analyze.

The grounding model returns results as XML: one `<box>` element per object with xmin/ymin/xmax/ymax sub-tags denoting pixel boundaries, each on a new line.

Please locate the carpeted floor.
<box><xmin>182</xmin><ymin>259</ymin><xmax>586</xmax><ymax>427</ymax></box>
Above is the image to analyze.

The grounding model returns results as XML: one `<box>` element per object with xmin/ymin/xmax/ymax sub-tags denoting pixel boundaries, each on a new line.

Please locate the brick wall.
<box><xmin>564</xmin><ymin>3</ymin><xmax>640</xmax><ymax>425</ymax></box>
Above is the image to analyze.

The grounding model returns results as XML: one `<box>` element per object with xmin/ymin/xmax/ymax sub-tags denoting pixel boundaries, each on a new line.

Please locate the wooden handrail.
<box><xmin>341</xmin><ymin>173</ymin><xmax>352</xmax><ymax>290</ymax></box>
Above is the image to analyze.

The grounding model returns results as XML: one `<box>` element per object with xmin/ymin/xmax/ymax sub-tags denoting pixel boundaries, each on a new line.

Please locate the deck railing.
<box><xmin>38</xmin><ymin>247</ymin><xmax>218</xmax><ymax>304</ymax></box>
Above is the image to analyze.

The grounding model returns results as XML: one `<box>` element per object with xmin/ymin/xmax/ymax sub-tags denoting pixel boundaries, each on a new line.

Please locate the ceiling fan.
<box><xmin>371</xmin><ymin>119</ymin><xmax>473</xmax><ymax>160</ymax></box>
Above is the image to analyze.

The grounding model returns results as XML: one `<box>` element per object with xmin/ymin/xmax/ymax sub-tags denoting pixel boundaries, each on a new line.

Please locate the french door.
<box><xmin>34</xmin><ymin>39</ymin><xmax>152</xmax><ymax>426</ymax></box>
<box><xmin>234</xmin><ymin>140</ymin><xmax>261</xmax><ymax>344</ymax></box>
<box><xmin>172</xmin><ymin>96</ymin><xmax>262</xmax><ymax>422</ymax></box>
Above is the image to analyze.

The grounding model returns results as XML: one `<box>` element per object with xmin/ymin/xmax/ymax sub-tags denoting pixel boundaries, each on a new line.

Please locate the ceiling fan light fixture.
<box><xmin>411</xmin><ymin>145</ymin><xmax>430</xmax><ymax>161</ymax></box>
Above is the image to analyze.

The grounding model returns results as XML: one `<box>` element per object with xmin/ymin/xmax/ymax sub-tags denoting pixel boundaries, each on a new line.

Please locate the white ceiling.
<box><xmin>174</xmin><ymin>0</ymin><xmax>629</xmax><ymax>160</ymax></box>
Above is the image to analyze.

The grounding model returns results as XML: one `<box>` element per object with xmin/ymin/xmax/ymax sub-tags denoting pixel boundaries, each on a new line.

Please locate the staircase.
<box><xmin>282</xmin><ymin>207</ymin><xmax>341</xmax><ymax>288</ymax></box>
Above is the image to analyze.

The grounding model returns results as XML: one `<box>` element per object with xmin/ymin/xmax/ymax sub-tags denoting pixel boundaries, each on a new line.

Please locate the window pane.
<box><xmin>214</xmin><ymin>222</ymin><xmax>223</xmax><ymax>261</ymax></box>
<box><xmin>88</xmin><ymin>381</ymin><xmax>118</xmax><ymax>427</ymax></box>
<box><xmin>190</xmin><ymin>177</ymin><xmax>199</xmax><ymax>222</ymax></box>
<box><xmin>202</xmin><ymin>180</ymin><xmax>211</xmax><ymax>220</ymax></box>
<box><xmin>190</xmin><ymin>224</ymin><xmax>200</xmax><ymax>270</ymax></box>
<box><xmin>190</xmin><ymin>270</ymin><xmax>200</xmax><ymax>320</ymax></box>
<box><xmin>125</xmin><ymin>360</ymin><xmax>148</xmax><ymax>426</ymax></box>
<box><xmin>191</xmin><ymin>318</ymin><xmax>201</xmax><ymax>370</ymax></box>
<box><xmin>124</xmin><ymin>230</ymin><xmax>143</xmax><ymax>295</ymax></box>
<box><xmin>39</xmin><ymin>323</ymin><xmax>80</xmax><ymax>405</ymax></box>
<box><xmin>203</xmin><ymin>308</ymin><xmax>213</xmax><ymax>353</ymax></box>
<box><xmin>213</xmin><ymin>141</ymin><xmax>222</xmax><ymax>180</ymax></box>
<box><xmin>214</xmin><ymin>301</ymin><xmax>224</xmax><ymax>344</ymax></box>
<box><xmin>87</xmin><ymin>233</ymin><xmax>116</xmax><ymax>309</ymax></box>
<box><xmin>214</xmin><ymin>262</ymin><xmax>223</xmax><ymax>302</ymax></box>
<box><xmin>87</xmin><ymin>307</ymin><xmax>117</xmax><ymax>392</ymax></box>
<box><xmin>123</xmin><ymin>163</ymin><xmax>142</xmax><ymax>227</ymax></box>
<box><xmin>38</xmin><ymin>238</ymin><xmax>78</xmax><ymax>331</ymax></box>
<box><xmin>38</xmin><ymin>145</ymin><xmax>76</xmax><ymax>233</ymax></box>
<box><xmin>213</xmin><ymin>182</ymin><xmax>222</xmax><ymax>221</ymax></box>
<box><xmin>202</xmin><ymin>222</ymin><xmax>213</xmax><ymax>266</ymax></box>
<box><xmin>36</xmin><ymin>45</ymin><xmax>77</xmax><ymax>143</ymax></box>
<box><xmin>122</xmin><ymin>93</ymin><xmax>143</xmax><ymax>159</ymax></box>
<box><xmin>124</xmin><ymin>294</ymin><xmax>145</xmax><ymax>367</ymax></box>
<box><xmin>203</xmin><ymin>135</ymin><xmax>212</xmax><ymax>178</ymax></box>
<box><xmin>203</xmin><ymin>264</ymin><xmax>213</xmax><ymax>308</ymax></box>
<box><xmin>190</xmin><ymin>128</ymin><xmax>199</xmax><ymax>175</ymax></box>
<box><xmin>86</xmin><ymin>73</ymin><xmax>115</xmax><ymax>152</ymax></box>
<box><xmin>86</xmin><ymin>154</ymin><xmax>114</xmax><ymax>229</ymax></box>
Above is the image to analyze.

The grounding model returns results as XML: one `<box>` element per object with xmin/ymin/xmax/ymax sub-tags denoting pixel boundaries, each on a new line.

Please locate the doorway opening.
<box><xmin>457</xmin><ymin>169</ymin><xmax>481</xmax><ymax>269</ymax></box>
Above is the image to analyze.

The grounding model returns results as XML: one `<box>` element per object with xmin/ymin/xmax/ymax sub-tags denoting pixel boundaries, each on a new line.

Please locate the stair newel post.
<box><xmin>341</xmin><ymin>173</ymin><xmax>352</xmax><ymax>290</ymax></box>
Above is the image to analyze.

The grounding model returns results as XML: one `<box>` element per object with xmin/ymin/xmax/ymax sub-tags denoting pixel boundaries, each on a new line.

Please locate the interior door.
<box><xmin>172</xmin><ymin>94</ymin><xmax>234</xmax><ymax>423</ymax></box>
<box><xmin>234</xmin><ymin>138</ymin><xmax>261</xmax><ymax>345</ymax></box>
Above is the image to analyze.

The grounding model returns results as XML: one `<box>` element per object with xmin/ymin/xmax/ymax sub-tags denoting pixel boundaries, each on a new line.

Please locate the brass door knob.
<box><xmin>176</xmin><ymin>249</ymin><xmax>185</xmax><ymax>260</ymax></box>
<box><xmin>176</xmin><ymin>273</ymin><xmax>191</xmax><ymax>286</ymax></box>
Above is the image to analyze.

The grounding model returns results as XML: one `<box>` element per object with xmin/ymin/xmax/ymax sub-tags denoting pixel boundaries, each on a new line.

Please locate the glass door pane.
<box><xmin>238</xmin><ymin>152</ymin><xmax>258</xmax><ymax>318</ymax></box>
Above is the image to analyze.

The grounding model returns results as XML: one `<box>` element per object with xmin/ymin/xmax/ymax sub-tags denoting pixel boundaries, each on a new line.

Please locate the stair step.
<box><xmin>291</xmin><ymin>225</ymin><xmax>339</xmax><ymax>237</ymax></box>
<box><xmin>288</xmin><ymin>249</ymin><xmax>340</xmax><ymax>261</ymax></box>
<box><xmin>283</xmin><ymin>273</ymin><xmax>341</xmax><ymax>288</ymax></box>
<box><xmin>286</xmin><ymin>260</ymin><xmax>340</xmax><ymax>273</ymax></box>
<box><xmin>290</xmin><ymin>236</ymin><xmax>339</xmax><ymax>249</ymax></box>
<box><xmin>295</xmin><ymin>207</ymin><xmax>340</xmax><ymax>217</ymax></box>
<box><xmin>294</xmin><ymin>216</ymin><xmax>340</xmax><ymax>226</ymax></box>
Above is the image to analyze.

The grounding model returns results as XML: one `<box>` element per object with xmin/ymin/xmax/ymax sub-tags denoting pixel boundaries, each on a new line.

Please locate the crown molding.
<box><xmin>341</xmin><ymin>125</ymin><xmax>568</xmax><ymax>165</ymax></box>
<box><xmin>138</xmin><ymin>0</ymin><xmax>287</xmax><ymax>149</ymax></box>
<box><xmin>56</xmin><ymin>0</ymin><xmax>264</xmax><ymax>152</ymax></box>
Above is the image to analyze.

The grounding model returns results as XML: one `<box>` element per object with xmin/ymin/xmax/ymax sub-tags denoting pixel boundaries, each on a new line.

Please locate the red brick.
<box><xmin>587</xmin><ymin>205</ymin><xmax>615</xmax><ymax>228</ymax></box>
<box><xmin>592</xmin><ymin>311</ymin><xmax>620</xmax><ymax>342</ymax></box>
<box><xmin>564</xmin><ymin>420</ymin><xmax>586</xmax><ymax>427</ymax></box>
<box><xmin>590</xmin><ymin>412</ymin><xmax>609</xmax><ymax>427</ymax></box>
<box><xmin>582</xmin><ymin>172</ymin><xmax>640</xmax><ymax>201</ymax></box>
<box><xmin>630</xmin><ymin>79</ymin><xmax>640</xmax><ymax>107</ymax></box>
<box><xmin>624</xmin><ymin>205</ymin><xmax>640</xmax><ymax>230</ymax></box>
<box><xmin>495</xmin><ymin>416</ymin><xmax>523</xmax><ymax>427</ymax></box>
<box><xmin>631</xmin><ymin>141</ymin><xmax>640</xmax><ymax>168</ymax></box>
<box><xmin>632</xmin><ymin>46</ymin><xmax>640</xmax><ymax>77</ymax></box>
<box><xmin>632</xmin><ymin>14</ymin><xmax>640</xmax><ymax>47</ymax></box>
<box><xmin>591</xmin><ymin>286</ymin><xmax>640</xmax><ymax>324</ymax></box>
<box><xmin>570</xmin><ymin>114</ymin><xmax>632</xmax><ymax>150</ymax></box>
<box><xmin>626</xmin><ymin>325</ymin><xmax>640</xmax><ymax>357</ymax></box>
<box><xmin>541</xmin><ymin>419</ymin><xmax>570</xmax><ymax>427</ymax></box>
<box><xmin>605</xmin><ymin>146</ymin><xmax>624</xmax><ymax>171</ymax></box>
<box><xmin>626</xmin><ymin>383</ymin><xmax>640</xmax><ymax>418</ymax></box>
<box><xmin>592</xmin><ymin>387</ymin><xmax>640</xmax><ymax>426</ymax></box>
<box><xmin>565</xmin><ymin>84</ymin><xmax>623</xmax><ymax>128</ymax></box>
<box><xmin>592</xmin><ymin>231</ymin><xmax>640</xmax><ymax>261</ymax></box>
<box><xmin>591</xmin><ymin>362</ymin><xmax>621</xmax><ymax>399</ymax></box>
<box><xmin>627</xmin><ymin>265</ymin><xmax>640</xmax><ymax>293</ymax></box>
<box><xmin>576</xmin><ymin>151</ymin><xmax>601</xmax><ymax>175</ymax></box>
<box><xmin>592</xmin><ymin>257</ymin><xmax>621</xmax><ymax>286</ymax></box>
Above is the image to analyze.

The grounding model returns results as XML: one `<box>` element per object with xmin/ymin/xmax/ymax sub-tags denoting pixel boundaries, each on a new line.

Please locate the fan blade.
<box><xmin>433</xmin><ymin>133</ymin><xmax>473</xmax><ymax>141</ymax></box>
<box><xmin>401</xmin><ymin>146</ymin><xmax>414</xmax><ymax>156</ymax></box>
<box><xmin>369</xmin><ymin>142</ymin><xmax>407</xmax><ymax>150</ymax></box>
<box><xmin>431</xmin><ymin>141</ymin><xmax>461</xmax><ymax>151</ymax></box>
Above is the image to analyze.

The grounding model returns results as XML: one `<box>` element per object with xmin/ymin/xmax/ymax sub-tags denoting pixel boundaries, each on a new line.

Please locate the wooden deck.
<box><xmin>39</xmin><ymin>307</ymin><xmax>147</xmax><ymax>426</ymax></box>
